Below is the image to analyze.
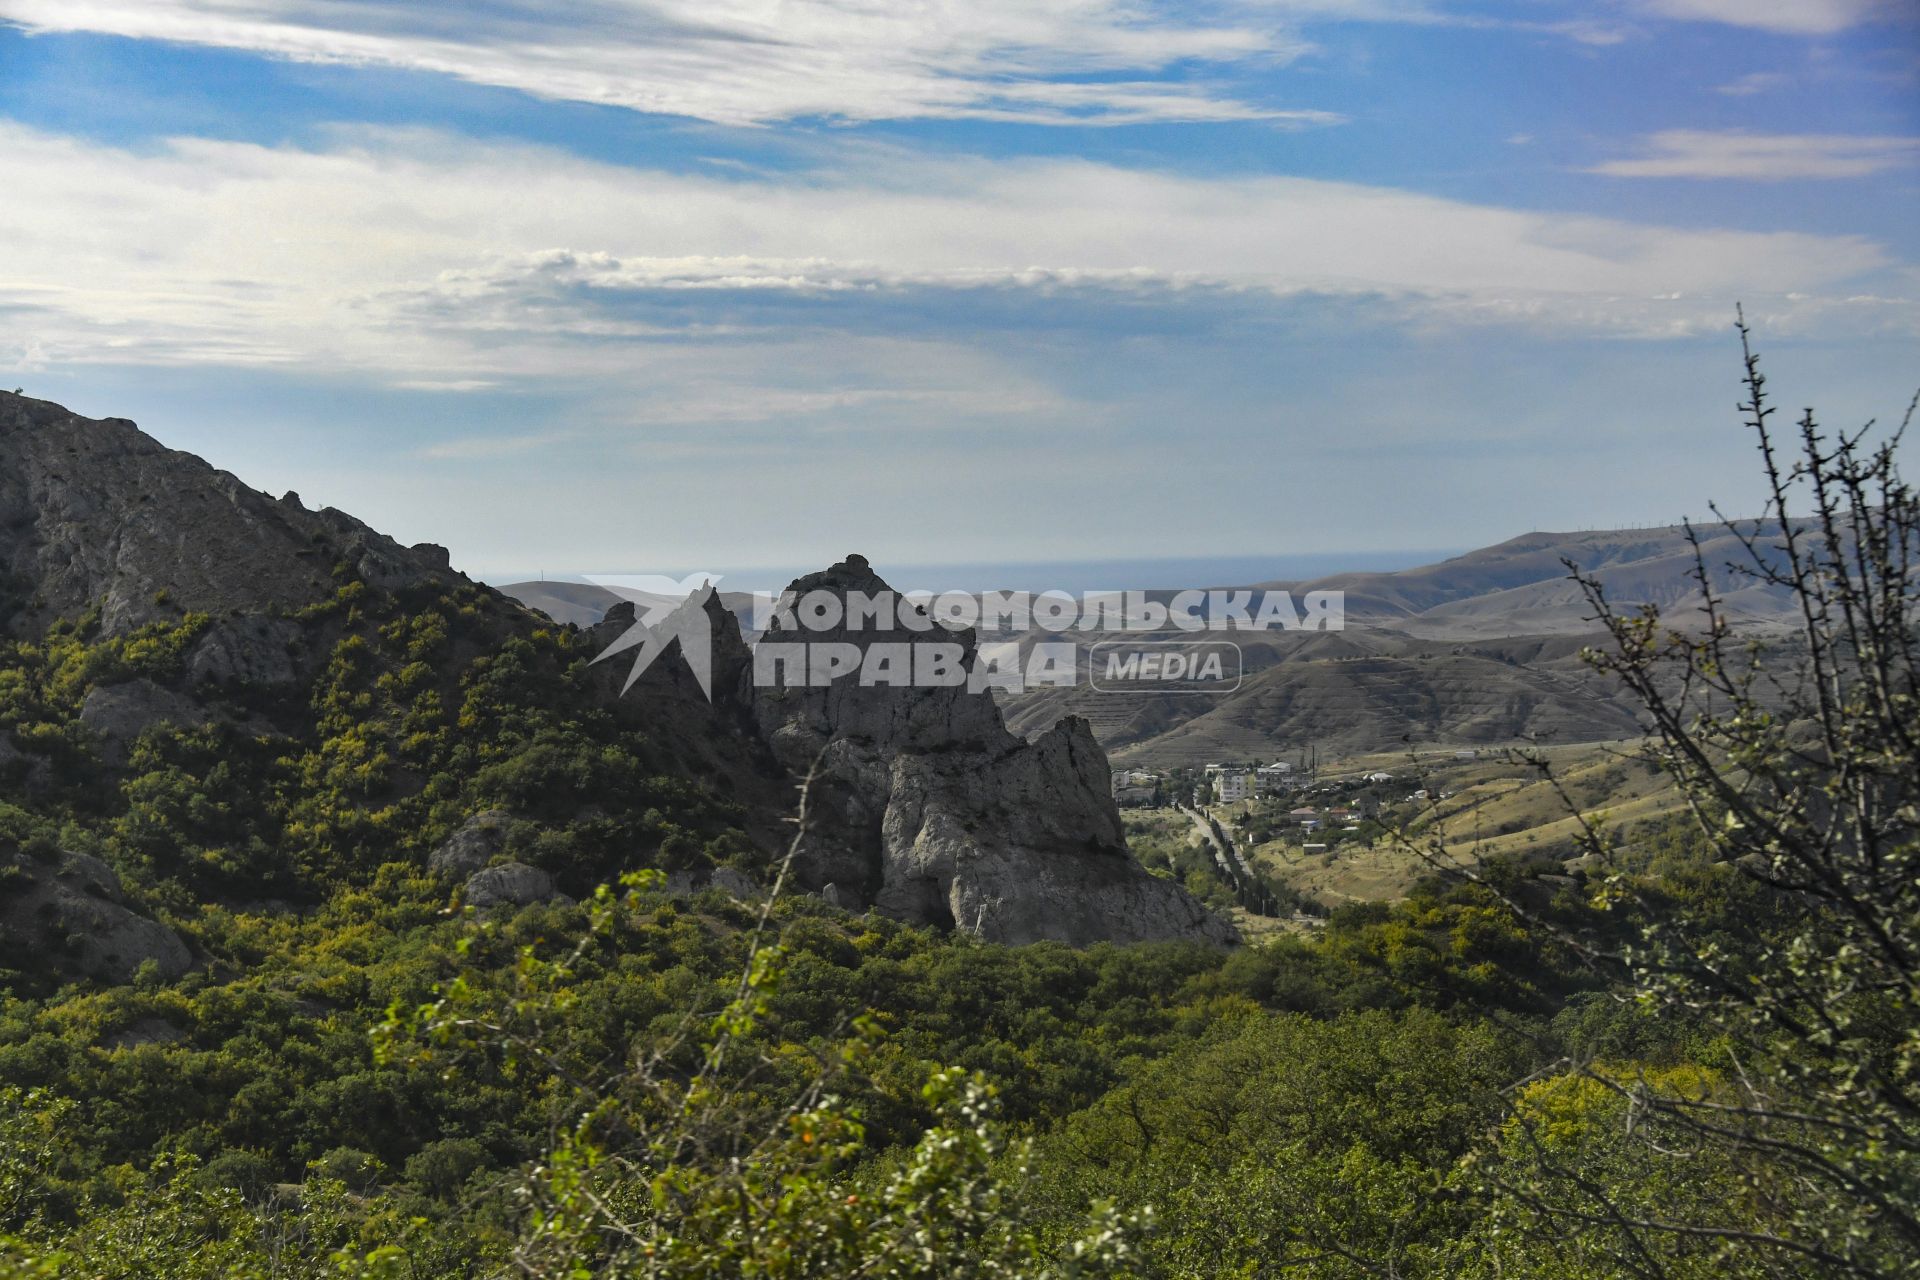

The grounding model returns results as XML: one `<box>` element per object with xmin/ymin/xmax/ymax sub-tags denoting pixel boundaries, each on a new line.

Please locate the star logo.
<box><xmin>586</xmin><ymin>573</ymin><xmax>724</xmax><ymax>699</ymax></box>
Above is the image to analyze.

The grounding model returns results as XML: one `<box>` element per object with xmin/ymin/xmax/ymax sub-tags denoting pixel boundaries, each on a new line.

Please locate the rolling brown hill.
<box><xmin>996</xmin><ymin>521</ymin><xmax>1807</xmax><ymax>763</ymax></box>
<box><xmin>1003</xmin><ymin>636</ymin><xmax>1641</xmax><ymax>765</ymax></box>
<box><xmin>1254</xmin><ymin>522</ymin><xmax>1799</xmax><ymax>632</ymax></box>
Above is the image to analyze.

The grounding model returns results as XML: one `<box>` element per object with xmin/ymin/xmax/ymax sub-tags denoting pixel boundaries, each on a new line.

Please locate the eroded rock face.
<box><xmin>186</xmin><ymin>616</ymin><xmax>307</xmax><ymax>688</ymax></box>
<box><xmin>0</xmin><ymin>850</ymin><xmax>193</xmax><ymax>984</ymax></box>
<box><xmin>464</xmin><ymin>862</ymin><xmax>570</xmax><ymax>909</ymax></box>
<box><xmin>749</xmin><ymin>556</ymin><xmax>1237</xmax><ymax>948</ymax></box>
<box><xmin>753</xmin><ymin>556</ymin><xmax>1011</xmax><ymax>761</ymax></box>
<box><xmin>874</xmin><ymin>718</ymin><xmax>1235</xmax><ymax>945</ymax></box>
<box><xmin>78</xmin><ymin>676</ymin><xmax>284</xmax><ymax>769</ymax></box>
<box><xmin>79</xmin><ymin>679</ymin><xmax>213</xmax><ymax>766</ymax></box>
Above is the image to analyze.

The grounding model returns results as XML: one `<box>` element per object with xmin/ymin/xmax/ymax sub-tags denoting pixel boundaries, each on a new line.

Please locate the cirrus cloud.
<box><xmin>1633</xmin><ymin>0</ymin><xmax>1891</xmax><ymax>34</ymax></box>
<box><xmin>0</xmin><ymin>0</ymin><xmax>1336</xmax><ymax>127</ymax></box>
<box><xmin>1590</xmin><ymin>130</ymin><xmax>1920</xmax><ymax>179</ymax></box>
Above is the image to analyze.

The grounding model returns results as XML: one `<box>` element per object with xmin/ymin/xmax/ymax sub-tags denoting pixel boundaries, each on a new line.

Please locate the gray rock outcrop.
<box><xmin>0</xmin><ymin>392</ymin><xmax>453</xmax><ymax>638</ymax></box>
<box><xmin>1</xmin><ymin>850</ymin><xmax>193</xmax><ymax>984</ymax></box>
<box><xmin>464</xmin><ymin>862</ymin><xmax>570</xmax><ymax>909</ymax></box>
<box><xmin>876</xmin><ymin>718</ymin><xmax>1236</xmax><ymax>945</ymax></box>
<box><xmin>186</xmin><ymin>616</ymin><xmax>307</xmax><ymax>688</ymax></box>
<box><xmin>79</xmin><ymin>678</ymin><xmax>213</xmax><ymax>766</ymax></box>
<box><xmin>664</xmin><ymin>865</ymin><xmax>764</xmax><ymax>901</ymax></box>
<box><xmin>749</xmin><ymin>555</ymin><xmax>1236</xmax><ymax>947</ymax></box>
<box><xmin>709</xmin><ymin>866</ymin><xmax>763</xmax><ymax>901</ymax></box>
<box><xmin>429</xmin><ymin>810</ymin><xmax>516</xmax><ymax>877</ymax></box>
<box><xmin>104</xmin><ymin>1016</ymin><xmax>188</xmax><ymax>1049</ymax></box>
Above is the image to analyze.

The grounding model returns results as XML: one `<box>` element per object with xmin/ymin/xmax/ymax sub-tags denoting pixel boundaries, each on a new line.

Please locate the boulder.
<box><xmin>708</xmin><ymin>866</ymin><xmax>763</xmax><ymax>901</ymax></box>
<box><xmin>818</xmin><ymin>882</ymin><xmax>861</xmax><ymax>911</ymax></box>
<box><xmin>429</xmin><ymin>810</ymin><xmax>515</xmax><ymax>877</ymax></box>
<box><xmin>464</xmin><ymin>862</ymin><xmax>569</xmax><ymax>909</ymax></box>
<box><xmin>662</xmin><ymin>865</ymin><xmax>765</xmax><ymax>901</ymax></box>
<box><xmin>1</xmin><ymin>850</ymin><xmax>193</xmax><ymax>984</ymax></box>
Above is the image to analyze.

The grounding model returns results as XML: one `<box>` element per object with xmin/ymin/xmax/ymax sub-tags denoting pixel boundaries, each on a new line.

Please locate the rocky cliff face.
<box><xmin>746</xmin><ymin>556</ymin><xmax>1237</xmax><ymax>947</ymax></box>
<box><xmin>0</xmin><ymin>392</ymin><xmax>451</xmax><ymax>636</ymax></box>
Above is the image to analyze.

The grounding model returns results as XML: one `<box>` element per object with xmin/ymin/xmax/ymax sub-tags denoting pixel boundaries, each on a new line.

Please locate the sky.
<box><xmin>0</xmin><ymin>0</ymin><xmax>1915</xmax><ymax>583</ymax></box>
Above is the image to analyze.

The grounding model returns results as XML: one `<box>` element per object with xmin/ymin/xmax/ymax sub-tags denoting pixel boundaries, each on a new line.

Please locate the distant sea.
<box><xmin>487</xmin><ymin>550</ymin><xmax>1462</xmax><ymax>596</ymax></box>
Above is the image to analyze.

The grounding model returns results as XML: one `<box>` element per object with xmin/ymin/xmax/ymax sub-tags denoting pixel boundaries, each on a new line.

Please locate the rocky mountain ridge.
<box><xmin>0</xmin><ymin>393</ymin><xmax>454</xmax><ymax>638</ymax></box>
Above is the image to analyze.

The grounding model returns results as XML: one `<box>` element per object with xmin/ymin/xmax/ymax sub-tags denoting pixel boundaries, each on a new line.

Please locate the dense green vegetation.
<box><xmin>0</xmin><ymin>629</ymin><xmax>1789</xmax><ymax>1280</ymax></box>
<box><xmin>0</xmin><ymin>583</ymin><xmax>1657</xmax><ymax>1274</ymax></box>
<box><xmin>0</xmin><ymin>843</ymin><xmax>1655</xmax><ymax>1275</ymax></box>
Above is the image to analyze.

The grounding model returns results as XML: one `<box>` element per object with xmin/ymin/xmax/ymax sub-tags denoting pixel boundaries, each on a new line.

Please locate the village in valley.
<box><xmin>1112</xmin><ymin>740</ymin><xmax>1682</xmax><ymax>937</ymax></box>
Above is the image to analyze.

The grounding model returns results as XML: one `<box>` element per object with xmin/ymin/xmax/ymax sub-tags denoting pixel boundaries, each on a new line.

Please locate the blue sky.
<box><xmin>0</xmin><ymin>0</ymin><xmax>1915</xmax><ymax>581</ymax></box>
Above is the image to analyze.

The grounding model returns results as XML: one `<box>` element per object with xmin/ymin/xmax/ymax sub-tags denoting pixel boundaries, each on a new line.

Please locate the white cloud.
<box><xmin>0</xmin><ymin>122</ymin><xmax>1906</xmax><ymax>394</ymax></box>
<box><xmin>0</xmin><ymin>0</ymin><xmax>1343</xmax><ymax>126</ymax></box>
<box><xmin>391</xmin><ymin>378</ymin><xmax>501</xmax><ymax>393</ymax></box>
<box><xmin>1634</xmin><ymin>0</ymin><xmax>1888</xmax><ymax>35</ymax></box>
<box><xmin>1590</xmin><ymin>130</ymin><xmax>1920</xmax><ymax>179</ymax></box>
<box><xmin>413</xmin><ymin>430</ymin><xmax>573</xmax><ymax>460</ymax></box>
<box><xmin>1544</xmin><ymin>19</ymin><xmax>1635</xmax><ymax>45</ymax></box>
<box><xmin>1715</xmin><ymin>71</ymin><xmax>1793</xmax><ymax>96</ymax></box>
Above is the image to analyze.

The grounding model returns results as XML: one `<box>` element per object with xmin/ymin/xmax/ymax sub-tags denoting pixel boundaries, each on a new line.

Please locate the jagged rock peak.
<box><xmin>782</xmin><ymin>552</ymin><xmax>881</xmax><ymax>598</ymax></box>
<box><xmin>751</xmin><ymin>555</ymin><xmax>1238</xmax><ymax>948</ymax></box>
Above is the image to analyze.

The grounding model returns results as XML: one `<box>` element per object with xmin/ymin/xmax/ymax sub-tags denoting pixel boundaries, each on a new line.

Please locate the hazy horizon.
<box><xmin>482</xmin><ymin>549</ymin><xmax>1473</xmax><ymax>596</ymax></box>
